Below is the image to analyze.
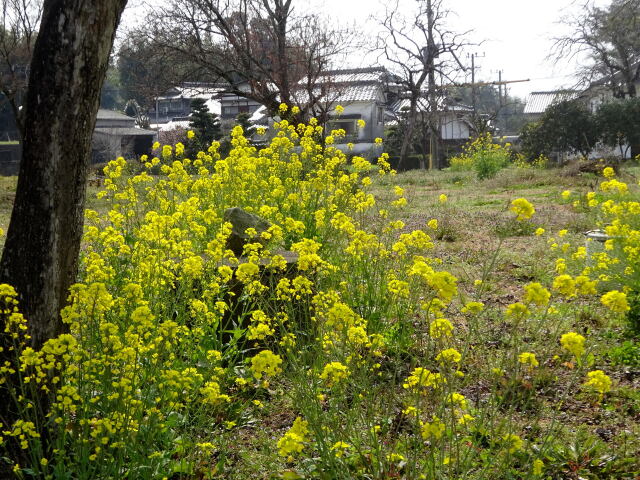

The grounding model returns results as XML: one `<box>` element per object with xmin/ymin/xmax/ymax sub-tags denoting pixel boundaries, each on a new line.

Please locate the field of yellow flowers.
<box><xmin>1</xmin><ymin>119</ymin><xmax>639</xmax><ymax>479</ymax></box>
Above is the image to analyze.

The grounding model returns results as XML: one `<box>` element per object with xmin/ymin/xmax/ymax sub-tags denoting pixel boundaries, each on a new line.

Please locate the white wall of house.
<box><xmin>440</xmin><ymin>113</ymin><xmax>470</xmax><ymax>140</ymax></box>
<box><xmin>328</xmin><ymin>96</ymin><xmax>385</xmax><ymax>141</ymax></box>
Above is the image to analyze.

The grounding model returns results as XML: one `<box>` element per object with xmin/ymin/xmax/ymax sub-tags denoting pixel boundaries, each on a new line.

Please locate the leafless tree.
<box><xmin>142</xmin><ymin>0</ymin><xmax>357</xmax><ymax>120</ymax></box>
<box><xmin>0</xmin><ymin>0</ymin><xmax>42</xmax><ymax>138</ymax></box>
<box><xmin>375</xmin><ymin>0</ymin><xmax>471</xmax><ymax>169</ymax></box>
<box><xmin>552</xmin><ymin>0</ymin><xmax>640</xmax><ymax>98</ymax></box>
<box><xmin>117</xmin><ymin>29</ymin><xmax>203</xmax><ymax>113</ymax></box>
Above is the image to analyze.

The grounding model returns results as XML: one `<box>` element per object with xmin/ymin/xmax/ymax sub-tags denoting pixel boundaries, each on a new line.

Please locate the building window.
<box><xmin>327</xmin><ymin>120</ymin><xmax>356</xmax><ymax>138</ymax></box>
<box><xmin>377</xmin><ymin>106</ymin><xmax>384</xmax><ymax>124</ymax></box>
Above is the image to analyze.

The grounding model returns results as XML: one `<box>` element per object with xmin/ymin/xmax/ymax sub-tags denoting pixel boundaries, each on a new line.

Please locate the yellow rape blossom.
<box><xmin>510</xmin><ymin>198</ymin><xmax>535</xmax><ymax>221</ymax></box>
<box><xmin>560</xmin><ymin>332</ymin><xmax>585</xmax><ymax>359</ymax></box>
<box><xmin>600</xmin><ymin>290</ymin><xmax>630</xmax><ymax>313</ymax></box>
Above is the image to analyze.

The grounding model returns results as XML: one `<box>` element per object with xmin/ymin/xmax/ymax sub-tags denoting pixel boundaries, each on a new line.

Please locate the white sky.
<box><xmin>121</xmin><ymin>0</ymin><xmax>611</xmax><ymax>99</ymax></box>
<box><xmin>305</xmin><ymin>0</ymin><xmax>611</xmax><ymax>99</ymax></box>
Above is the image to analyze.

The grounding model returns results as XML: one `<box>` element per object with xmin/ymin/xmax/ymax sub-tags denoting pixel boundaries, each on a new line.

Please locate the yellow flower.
<box><xmin>429</xmin><ymin>318</ymin><xmax>454</xmax><ymax>338</ymax></box>
<box><xmin>600</xmin><ymin>290</ymin><xmax>630</xmax><ymax>313</ymax></box>
<box><xmin>250</xmin><ymin>350</ymin><xmax>283</xmax><ymax>379</ymax></box>
<box><xmin>561</xmin><ymin>190</ymin><xmax>571</xmax><ymax>199</ymax></box>
<box><xmin>436</xmin><ymin>348</ymin><xmax>462</xmax><ymax>364</ymax></box>
<box><xmin>583</xmin><ymin>370</ymin><xmax>612</xmax><ymax>395</ymax></box>
<box><xmin>439</xmin><ymin>193</ymin><xmax>448</xmax><ymax>204</ymax></box>
<box><xmin>503</xmin><ymin>434</ymin><xmax>523</xmax><ymax>453</ymax></box>
<box><xmin>518</xmin><ymin>352</ymin><xmax>539</xmax><ymax>368</ymax></box>
<box><xmin>187</xmin><ymin>130</ymin><xmax>195</xmax><ymax>139</ymax></box>
<box><xmin>510</xmin><ymin>198</ymin><xmax>535</xmax><ymax>221</ymax></box>
<box><xmin>533</xmin><ymin>459</ymin><xmax>544</xmax><ymax>475</ymax></box>
<box><xmin>505</xmin><ymin>302</ymin><xmax>530</xmax><ymax>318</ymax></box>
<box><xmin>335</xmin><ymin>104</ymin><xmax>345</xmax><ymax>114</ymax></box>
<box><xmin>357</xmin><ymin>119</ymin><xmax>366</xmax><ymax>128</ymax></box>
<box><xmin>277</xmin><ymin>417</ymin><xmax>308</xmax><ymax>459</ymax></box>
<box><xmin>420</xmin><ymin>417</ymin><xmax>445</xmax><ymax>440</ymax></box>
<box><xmin>279</xmin><ymin>103</ymin><xmax>288</xmax><ymax>113</ymax></box>
<box><xmin>461</xmin><ymin>301</ymin><xmax>484</xmax><ymax>314</ymax></box>
<box><xmin>602</xmin><ymin>166</ymin><xmax>615</xmax><ymax>178</ymax></box>
<box><xmin>402</xmin><ymin>405</ymin><xmax>418</xmax><ymax>416</ymax></box>
<box><xmin>320</xmin><ymin>361</ymin><xmax>349</xmax><ymax>386</ymax></box>
<box><xmin>374</xmin><ymin>137</ymin><xmax>383</xmax><ymax>145</ymax></box>
<box><xmin>535</xmin><ymin>227</ymin><xmax>545</xmax><ymax>236</ymax></box>
<box><xmin>553</xmin><ymin>275</ymin><xmax>576</xmax><ymax>297</ymax></box>
<box><xmin>427</xmin><ymin>219</ymin><xmax>438</xmax><ymax>230</ymax></box>
<box><xmin>523</xmin><ymin>282</ymin><xmax>550</xmax><ymax>306</ymax></box>
<box><xmin>560</xmin><ymin>332</ymin><xmax>585</xmax><ymax>359</ymax></box>
<box><xmin>403</xmin><ymin>367</ymin><xmax>445</xmax><ymax>390</ymax></box>
<box><xmin>331</xmin><ymin>441</ymin><xmax>351</xmax><ymax>457</ymax></box>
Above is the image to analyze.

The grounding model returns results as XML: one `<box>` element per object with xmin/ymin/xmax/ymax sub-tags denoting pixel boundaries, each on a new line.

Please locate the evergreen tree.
<box><xmin>188</xmin><ymin>98</ymin><xmax>221</xmax><ymax>155</ymax></box>
<box><xmin>235</xmin><ymin>112</ymin><xmax>256</xmax><ymax>140</ymax></box>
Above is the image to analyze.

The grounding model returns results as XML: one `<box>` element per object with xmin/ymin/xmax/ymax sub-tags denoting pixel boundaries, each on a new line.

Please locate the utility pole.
<box><xmin>426</xmin><ymin>0</ymin><xmax>440</xmax><ymax>169</ymax></box>
<box><xmin>468</xmin><ymin>52</ymin><xmax>485</xmax><ymax>124</ymax></box>
<box><xmin>471</xmin><ymin>53</ymin><xmax>476</xmax><ymax>115</ymax></box>
<box><xmin>498</xmin><ymin>70</ymin><xmax>503</xmax><ymax>107</ymax></box>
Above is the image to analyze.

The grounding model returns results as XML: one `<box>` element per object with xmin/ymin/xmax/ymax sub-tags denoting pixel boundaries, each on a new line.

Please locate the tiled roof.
<box><xmin>159</xmin><ymin>85</ymin><xmax>225</xmax><ymax>101</ymax></box>
<box><xmin>95</xmin><ymin>127</ymin><xmax>157</xmax><ymax>136</ymax></box>
<box><xmin>336</xmin><ymin>84</ymin><xmax>380</xmax><ymax>102</ymax></box>
<box><xmin>524</xmin><ymin>90</ymin><xmax>581</xmax><ymax>114</ymax></box>
<box><xmin>301</xmin><ymin>67</ymin><xmax>389</xmax><ymax>86</ymax></box>
<box><xmin>390</xmin><ymin>98</ymin><xmax>473</xmax><ymax>114</ymax></box>
<box><xmin>292</xmin><ymin>83</ymin><xmax>382</xmax><ymax>104</ymax></box>
<box><xmin>97</xmin><ymin>109</ymin><xmax>133</xmax><ymax>121</ymax></box>
<box><xmin>391</xmin><ymin>98</ymin><xmax>430</xmax><ymax>113</ymax></box>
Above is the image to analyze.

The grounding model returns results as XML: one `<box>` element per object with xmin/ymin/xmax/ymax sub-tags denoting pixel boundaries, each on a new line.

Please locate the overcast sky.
<box><xmin>304</xmin><ymin>0</ymin><xmax>611</xmax><ymax>99</ymax></box>
<box><xmin>122</xmin><ymin>0</ymin><xmax>611</xmax><ymax>99</ymax></box>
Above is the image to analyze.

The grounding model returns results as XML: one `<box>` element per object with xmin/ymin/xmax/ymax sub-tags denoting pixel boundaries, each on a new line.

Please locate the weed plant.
<box><xmin>0</xmin><ymin>118</ymin><xmax>637</xmax><ymax>479</ymax></box>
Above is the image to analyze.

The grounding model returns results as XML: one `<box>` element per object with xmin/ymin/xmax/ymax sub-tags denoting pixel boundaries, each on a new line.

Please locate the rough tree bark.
<box><xmin>0</xmin><ymin>0</ymin><xmax>128</xmax><ymax>445</ymax></box>
<box><xmin>0</xmin><ymin>0</ymin><xmax>127</xmax><ymax>346</ymax></box>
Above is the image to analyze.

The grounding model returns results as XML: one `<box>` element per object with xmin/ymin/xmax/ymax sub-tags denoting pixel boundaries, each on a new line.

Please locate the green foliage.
<box><xmin>235</xmin><ymin>113</ymin><xmax>256</xmax><ymax>140</ymax></box>
<box><xmin>626</xmin><ymin>289</ymin><xmax>640</xmax><ymax>334</ymax></box>
<box><xmin>596</xmin><ymin>98</ymin><xmax>640</xmax><ymax>156</ymax></box>
<box><xmin>520</xmin><ymin>100</ymin><xmax>598</xmax><ymax>160</ymax></box>
<box><xmin>188</xmin><ymin>98</ymin><xmax>222</xmax><ymax>154</ymax></box>
<box><xmin>449</xmin><ymin>133</ymin><xmax>511</xmax><ymax>179</ymax></box>
<box><xmin>608</xmin><ymin>340</ymin><xmax>640</xmax><ymax>367</ymax></box>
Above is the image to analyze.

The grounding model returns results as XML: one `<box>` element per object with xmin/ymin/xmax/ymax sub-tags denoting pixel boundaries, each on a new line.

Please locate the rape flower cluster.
<box><xmin>2</xmin><ymin>119</ymin><xmax>630</xmax><ymax>479</ymax></box>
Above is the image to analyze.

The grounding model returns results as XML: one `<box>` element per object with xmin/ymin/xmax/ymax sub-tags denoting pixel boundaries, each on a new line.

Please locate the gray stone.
<box><xmin>224</xmin><ymin>207</ymin><xmax>271</xmax><ymax>256</ymax></box>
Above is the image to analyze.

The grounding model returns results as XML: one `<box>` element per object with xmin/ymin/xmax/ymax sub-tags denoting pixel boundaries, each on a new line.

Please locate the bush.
<box><xmin>448</xmin><ymin>133</ymin><xmax>510</xmax><ymax>179</ymax></box>
<box><xmin>520</xmin><ymin>100</ymin><xmax>598</xmax><ymax>160</ymax></box>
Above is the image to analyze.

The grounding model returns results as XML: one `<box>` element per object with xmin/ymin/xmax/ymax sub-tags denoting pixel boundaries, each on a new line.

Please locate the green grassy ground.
<box><xmin>209</xmin><ymin>164</ymin><xmax>640</xmax><ymax>478</ymax></box>
<box><xmin>1</xmin><ymin>163</ymin><xmax>638</xmax><ymax>478</ymax></box>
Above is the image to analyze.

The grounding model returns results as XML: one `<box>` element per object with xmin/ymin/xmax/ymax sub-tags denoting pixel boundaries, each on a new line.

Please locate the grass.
<box><xmin>2</xmin><ymin>157</ymin><xmax>639</xmax><ymax>479</ymax></box>
<box><xmin>205</xmin><ymin>163</ymin><xmax>639</xmax><ymax>477</ymax></box>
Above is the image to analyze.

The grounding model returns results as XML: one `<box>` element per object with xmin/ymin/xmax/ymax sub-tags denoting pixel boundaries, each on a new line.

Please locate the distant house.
<box><xmin>581</xmin><ymin>63</ymin><xmax>640</xmax><ymax>111</ymax></box>
<box><xmin>317</xmin><ymin>67</ymin><xmax>393</xmax><ymax>144</ymax></box>
<box><xmin>389</xmin><ymin>97</ymin><xmax>474</xmax><ymax>142</ymax></box>
<box><xmin>92</xmin><ymin>109</ymin><xmax>157</xmax><ymax>164</ymax></box>
<box><xmin>217</xmin><ymin>86</ymin><xmax>264</xmax><ymax>121</ymax></box>
<box><xmin>149</xmin><ymin>83</ymin><xmax>224</xmax><ymax>128</ymax></box>
<box><xmin>523</xmin><ymin>90</ymin><xmax>582</xmax><ymax>120</ymax></box>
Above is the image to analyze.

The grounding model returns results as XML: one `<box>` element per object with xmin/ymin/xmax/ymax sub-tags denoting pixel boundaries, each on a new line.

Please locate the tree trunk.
<box><xmin>398</xmin><ymin>96</ymin><xmax>418</xmax><ymax>171</ymax></box>
<box><xmin>0</xmin><ymin>0</ymin><xmax>127</xmax><ymax>447</ymax></box>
